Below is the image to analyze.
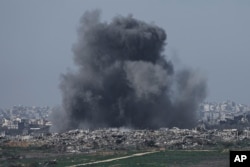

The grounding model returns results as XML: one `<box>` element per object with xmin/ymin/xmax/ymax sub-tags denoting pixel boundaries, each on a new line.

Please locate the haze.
<box><xmin>0</xmin><ymin>0</ymin><xmax>249</xmax><ymax>108</ymax></box>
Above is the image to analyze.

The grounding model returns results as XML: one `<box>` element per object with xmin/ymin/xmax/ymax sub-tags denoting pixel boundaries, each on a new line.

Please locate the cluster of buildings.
<box><xmin>0</xmin><ymin>100</ymin><xmax>250</xmax><ymax>137</ymax></box>
<box><xmin>199</xmin><ymin>100</ymin><xmax>250</xmax><ymax>127</ymax></box>
<box><xmin>0</xmin><ymin>105</ymin><xmax>52</xmax><ymax>136</ymax></box>
<box><xmin>0</xmin><ymin>101</ymin><xmax>250</xmax><ymax>154</ymax></box>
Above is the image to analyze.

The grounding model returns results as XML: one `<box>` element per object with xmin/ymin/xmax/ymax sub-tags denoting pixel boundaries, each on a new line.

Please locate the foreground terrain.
<box><xmin>1</xmin><ymin>127</ymin><xmax>249</xmax><ymax>166</ymax></box>
<box><xmin>0</xmin><ymin>147</ymin><xmax>229</xmax><ymax>167</ymax></box>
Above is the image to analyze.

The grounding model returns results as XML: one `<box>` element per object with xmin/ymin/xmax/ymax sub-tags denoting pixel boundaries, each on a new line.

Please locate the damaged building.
<box><xmin>1</xmin><ymin>127</ymin><xmax>250</xmax><ymax>153</ymax></box>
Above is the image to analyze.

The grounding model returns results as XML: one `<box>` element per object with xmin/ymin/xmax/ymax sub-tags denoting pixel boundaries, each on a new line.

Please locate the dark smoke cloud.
<box><xmin>50</xmin><ymin>10</ymin><xmax>207</xmax><ymax>132</ymax></box>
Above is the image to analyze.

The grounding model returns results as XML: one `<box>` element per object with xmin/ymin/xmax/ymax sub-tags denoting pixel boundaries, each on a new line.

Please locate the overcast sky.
<box><xmin>0</xmin><ymin>0</ymin><xmax>249</xmax><ymax>108</ymax></box>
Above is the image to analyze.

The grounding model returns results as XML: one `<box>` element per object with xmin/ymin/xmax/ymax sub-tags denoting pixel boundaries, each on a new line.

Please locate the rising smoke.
<box><xmin>50</xmin><ymin>10</ymin><xmax>207</xmax><ymax>132</ymax></box>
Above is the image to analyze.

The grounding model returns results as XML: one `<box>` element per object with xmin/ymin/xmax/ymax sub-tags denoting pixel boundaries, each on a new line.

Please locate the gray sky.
<box><xmin>0</xmin><ymin>0</ymin><xmax>249</xmax><ymax>108</ymax></box>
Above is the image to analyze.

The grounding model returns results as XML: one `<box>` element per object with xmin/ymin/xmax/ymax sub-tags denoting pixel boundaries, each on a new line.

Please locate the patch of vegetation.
<box><xmin>0</xmin><ymin>146</ymin><xmax>143</xmax><ymax>167</ymax></box>
<box><xmin>0</xmin><ymin>146</ymin><xmax>231</xmax><ymax>167</ymax></box>
<box><xmin>86</xmin><ymin>150</ymin><xmax>229</xmax><ymax>167</ymax></box>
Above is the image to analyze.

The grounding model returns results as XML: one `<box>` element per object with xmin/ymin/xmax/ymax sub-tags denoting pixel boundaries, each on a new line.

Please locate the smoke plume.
<box><xmin>50</xmin><ymin>10</ymin><xmax>207</xmax><ymax>132</ymax></box>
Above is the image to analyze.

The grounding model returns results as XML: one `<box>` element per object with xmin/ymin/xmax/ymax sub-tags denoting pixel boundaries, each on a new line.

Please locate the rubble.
<box><xmin>1</xmin><ymin>127</ymin><xmax>250</xmax><ymax>153</ymax></box>
<box><xmin>1</xmin><ymin>102</ymin><xmax>249</xmax><ymax>156</ymax></box>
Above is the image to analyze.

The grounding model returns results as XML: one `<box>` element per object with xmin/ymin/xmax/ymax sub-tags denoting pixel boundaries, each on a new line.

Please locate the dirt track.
<box><xmin>66</xmin><ymin>151</ymin><xmax>159</xmax><ymax>167</ymax></box>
